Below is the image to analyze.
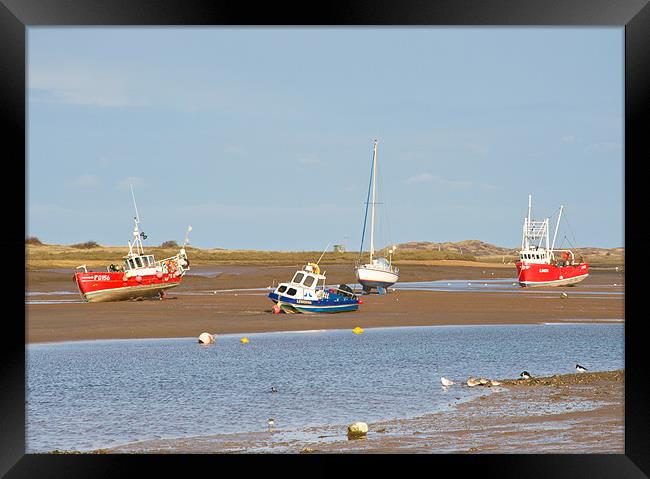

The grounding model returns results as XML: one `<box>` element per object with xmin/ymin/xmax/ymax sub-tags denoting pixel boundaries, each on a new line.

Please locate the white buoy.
<box><xmin>347</xmin><ymin>422</ymin><xmax>368</xmax><ymax>439</ymax></box>
<box><xmin>198</xmin><ymin>332</ymin><xmax>214</xmax><ymax>344</ymax></box>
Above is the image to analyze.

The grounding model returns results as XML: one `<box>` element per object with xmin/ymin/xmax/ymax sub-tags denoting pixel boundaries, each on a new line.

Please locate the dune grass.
<box><xmin>25</xmin><ymin>244</ymin><xmax>478</xmax><ymax>269</ymax></box>
<box><xmin>25</xmin><ymin>243</ymin><xmax>624</xmax><ymax>270</ymax></box>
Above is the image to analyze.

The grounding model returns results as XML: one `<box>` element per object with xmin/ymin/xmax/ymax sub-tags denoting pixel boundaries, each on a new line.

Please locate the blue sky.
<box><xmin>27</xmin><ymin>27</ymin><xmax>623</xmax><ymax>250</ymax></box>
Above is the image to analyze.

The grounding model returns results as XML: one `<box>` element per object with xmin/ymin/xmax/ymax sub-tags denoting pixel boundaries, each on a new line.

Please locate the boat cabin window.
<box><xmin>292</xmin><ymin>272</ymin><xmax>305</xmax><ymax>284</ymax></box>
<box><xmin>286</xmin><ymin>287</ymin><xmax>297</xmax><ymax>297</ymax></box>
<box><xmin>134</xmin><ymin>257</ymin><xmax>143</xmax><ymax>268</ymax></box>
<box><xmin>125</xmin><ymin>259</ymin><xmax>135</xmax><ymax>270</ymax></box>
<box><xmin>278</xmin><ymin>285</ymin><xmax>287</xmax><ymax>293</ymax></box>
<box><xmin>303</xmin><ymin>275</ymin><xmax>316</xmax><ymax>288</ymax></box>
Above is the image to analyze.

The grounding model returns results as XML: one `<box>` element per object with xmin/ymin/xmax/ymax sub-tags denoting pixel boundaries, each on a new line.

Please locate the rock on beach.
<box><xmin>347</xmin><ymin>422</ymin><xmax>368</xmax><ymax>439</ymax></box>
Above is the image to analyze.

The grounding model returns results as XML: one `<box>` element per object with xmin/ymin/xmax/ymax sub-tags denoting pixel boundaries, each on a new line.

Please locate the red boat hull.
<box><xmin>74</xmin><ymin>271</ymin><xmax>183</xmax><ymax>302</ymax></box>
<box><xmin>516</xmin><ymin>261</ymin><xmax>589</xmax><ymax>287</ymax></box>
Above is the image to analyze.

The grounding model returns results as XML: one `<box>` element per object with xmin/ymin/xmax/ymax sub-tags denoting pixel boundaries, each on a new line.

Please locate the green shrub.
<box><xmin>25</xmin><ymin>236</ymin><xmax>43</xmax><ymax>245</ymax></box>
<box><xmin>71</xmin><ymin>241</ymin><xmax>100</xmax><ymax>249</ymax></box>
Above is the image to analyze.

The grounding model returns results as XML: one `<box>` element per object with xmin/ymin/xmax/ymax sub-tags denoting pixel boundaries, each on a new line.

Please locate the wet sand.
<box><xmin>26</xmin><ymin>264</ymin><xmax>624</xmax><ymax>344</ymax></box>
<box><xmin>100</xmin><ymin>370</ymin><xmax>624</xmax><ymax>454</ymax></box>
<box><xmin>27</xmin><ymin>264</ymin><xmax>625</xmax><ymax>454</ymax></box>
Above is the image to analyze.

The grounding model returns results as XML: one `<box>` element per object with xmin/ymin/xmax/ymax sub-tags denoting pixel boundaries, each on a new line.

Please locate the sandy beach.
<box><xmin>26</xmin><ymin>262</ymin><xmax>625</xmax><ymax>454</ymax></box>
<box><xmin>26</xmin><ymin>263</ymin><xmax>623</xmax><ymax>344</ymax></box>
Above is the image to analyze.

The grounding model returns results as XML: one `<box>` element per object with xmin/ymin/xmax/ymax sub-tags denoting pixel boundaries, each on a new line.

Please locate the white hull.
<box><xmin>355</xmin><ymin>266</ymin><xmax>399</xmax><ymax>288</ymax></box>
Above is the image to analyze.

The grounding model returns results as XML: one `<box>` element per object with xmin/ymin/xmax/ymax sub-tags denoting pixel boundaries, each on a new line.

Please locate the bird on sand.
<box><xmin>520</xmin><ymin>371</ymin><xmax>532</xmax><ymax>380</ymax></box>
<box><xmin>441</xmin><ymin>377</ymin><xmax>454</xmax><ymax>388</ymax></box>
<box><xmin>575</xmin><ymin>364</ymin><xmax>588</xmax><ymax>373</ymax></box>
<box><xmin>467</xmin><ymin>377</ymin><xmax>481</xmax><ymax>387</ymax></box>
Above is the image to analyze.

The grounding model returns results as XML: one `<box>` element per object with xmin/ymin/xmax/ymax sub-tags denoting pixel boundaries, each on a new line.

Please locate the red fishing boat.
<box><xmin>73</xmin><ymin>189</ymin><xmax>192</xmax><ymax>302</ymax></box>
<box><xmin>515</xmin><ymin>195</ymin><xmax>589</xmax><ymax>287</ymax></box>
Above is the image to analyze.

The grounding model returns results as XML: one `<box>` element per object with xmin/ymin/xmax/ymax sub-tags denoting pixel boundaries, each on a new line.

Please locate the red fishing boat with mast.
<box><xmin>516</xmin><ymin>195</ymin><xmax>589</xmax><ymax>287</ymax></box>
<box><xmin>73</xmin><ymin>187</ymin><xmax>192</xmax><ymax>302</ymax></box>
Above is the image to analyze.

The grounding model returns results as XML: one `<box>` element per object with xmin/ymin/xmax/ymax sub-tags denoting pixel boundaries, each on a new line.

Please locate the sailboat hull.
<box><xmin>355</xmin><ymin>266</ymin><xmax>399</xmax><ymax>289</ymax></box>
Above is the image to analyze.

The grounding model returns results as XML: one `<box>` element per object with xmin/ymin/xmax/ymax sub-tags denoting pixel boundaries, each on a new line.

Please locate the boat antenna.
<box><xmin>129</xmin><ymin>183</ymin><xmax>146</xmax><ymax>255</ymax></box>
<box><xmin>130</xmin><ymin>183</ymin><xmax>140</xmax><ymax>225</ymax></box>
<box><xmin>182</xmin><ymin>225</ymin><xmax>193</xmax><ymax>248</ymax></box>
<box><xmin>316</xmin><ymin>241</ymin><xmax>331</xmax><ymax>265</ymax></box>
<box><xmin>551</xmin><ymin>205</ymin><xmax>563</xmax><ymax>251</ymax></box>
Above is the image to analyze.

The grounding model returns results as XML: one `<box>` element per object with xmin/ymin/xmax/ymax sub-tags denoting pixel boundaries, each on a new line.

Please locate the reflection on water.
<box><xmin>27</xmin><ymin>323</ymin><xmax>623</xmax><ymax>452</ymax></box>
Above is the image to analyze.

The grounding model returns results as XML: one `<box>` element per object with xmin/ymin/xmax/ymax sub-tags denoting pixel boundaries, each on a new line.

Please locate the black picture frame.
<box><xmin>3</xmin><ymin>0</ymin><xmax>648</xmax><ymax>477</ymax></box>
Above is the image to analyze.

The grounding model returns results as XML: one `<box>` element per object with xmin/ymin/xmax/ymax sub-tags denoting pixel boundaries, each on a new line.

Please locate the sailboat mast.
<box><xmin>369</xmin><ymin>139</ymin><xmax>378</xmax><ymax>261</ymax></box>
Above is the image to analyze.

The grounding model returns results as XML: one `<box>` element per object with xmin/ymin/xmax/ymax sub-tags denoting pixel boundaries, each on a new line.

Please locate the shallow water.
<box><xmin>393</xmin><ymin>279</ymin><xmax>623</xmax><ymax>295</ymax></box>
<box><xmin>26</xmin><ymin>323</ymin><xmax>623</xmax><ymax>452</ymax></box>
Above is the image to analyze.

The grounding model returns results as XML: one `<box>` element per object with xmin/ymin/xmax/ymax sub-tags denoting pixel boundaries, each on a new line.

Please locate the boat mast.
<box><xmin>369</xmin><ymin>139</ymin><xmax>378</xmax><ymax>262</ymax></box>
<box><xmin>523</xmin><ymin>194</ymin><xmax>532</xmax><ymax>250</ymax></box>
<box><xmin>551</xmin><ymin>205</ymin><xmax>563</xmax><ymax>251</ymax></box>
<box><xmin>129</xmin><ymin>184</ymin><xmax>144</xmax><ymax>256</ymax></box>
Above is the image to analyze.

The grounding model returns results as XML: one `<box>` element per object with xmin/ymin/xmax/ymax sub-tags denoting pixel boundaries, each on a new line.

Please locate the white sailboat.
<box><xmin>355</xmin><ymin>139</ymin><xmax>399</xmax><ymax>293</ymax></box>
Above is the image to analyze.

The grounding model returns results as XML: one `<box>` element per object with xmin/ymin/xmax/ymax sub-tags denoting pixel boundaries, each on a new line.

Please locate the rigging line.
<box><xmin>358</xmin><ymin>146</ymin><xmax>374</xmax><ymax>260</ymax></box>
<box><xmin>375</xmin><ymin>145</ymin><xmax>393</xmax><ymax>251</ymax></box>
<box><xmin>562</xmin><ymin>210</ymin><xmax>579</xmax><ymax>248</ymax></box>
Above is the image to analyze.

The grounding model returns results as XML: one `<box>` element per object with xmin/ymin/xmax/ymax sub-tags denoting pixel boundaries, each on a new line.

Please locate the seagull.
<box><xmin>270</xmin><ymin>386</ymin><xmax>278</xmax><ymax>393</ymax></box>
<box><xmin>441</xmin><ymin>377</ymin><xmax>454</xmax><ymax>388</ymax></box>
<box><xmin>520</xmin><ymin>371</ymin><xmax>532</xmax><ymax>380</ymax></box>
<box><xmin>575</xmin><ymin>364</ymin><xmax>588</xmax><ymax>373</ymax></box>
<box><xmin>267</xmin><ymin>418</ymin><xmax>275</xmax><ymax>431</ymax></box>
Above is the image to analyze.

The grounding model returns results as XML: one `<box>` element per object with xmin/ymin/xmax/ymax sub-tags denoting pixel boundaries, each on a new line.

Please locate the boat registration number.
<box><xmin>297</xmin><ymin>300</ymin><xmax>312</xmax><ymax>304</ymax></box>
<box><xmin>81</xmin><ymin>274</ymin><xmax>111</xmax><ymax>281</ymax></box>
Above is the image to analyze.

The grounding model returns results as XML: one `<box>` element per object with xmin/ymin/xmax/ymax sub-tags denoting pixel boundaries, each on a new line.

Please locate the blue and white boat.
<box><xmin>268</xmin><ymin>263</ymin><xmax>360</xmax><ymax>314</ymax></box>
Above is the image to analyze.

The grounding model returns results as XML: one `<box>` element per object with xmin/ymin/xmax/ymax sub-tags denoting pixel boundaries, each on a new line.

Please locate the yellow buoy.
<box><xmin>353</xmin><ymin>326</ymin><xmax>364</xmax><ymax>334</ymax></box>
<box><xmin>240</xmin><ymin>337</ymin><xmax>249</xmax><ymax>344</ymax></box>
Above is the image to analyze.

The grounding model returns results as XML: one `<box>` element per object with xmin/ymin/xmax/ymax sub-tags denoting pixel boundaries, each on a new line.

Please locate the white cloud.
<box><xmin>561</xmin><ymin>135</ymin><xmax>576</xmax><ymax>144</ymax></box>
<box><xmin>67</xmin><ymin>174</ymin><xmax>99</xmax><ymax>187</ymax></box>
<box><xmin>29</xmin><ymin>65</ymin><xmax>134</xmax><ymax>108</ymax></box>
<box><xmin>406</xmin><ymin>173</ymin><xmax>435</xmax><ymax>183</ymax></box>
<box><xmin>117</xmin><ymin>176</ymin><xmax>145</xmax><ymax>189</ymax></box>
<box><xmin>406</xmin><ymin>173</ymin><xmax>494</xmax><ymax>190</ymax></box>
<box><xmin>297</xmin><ymin>154</ymin><xmax>321</xmax><ymax>165</ymax></box>
<box><xmin>224</xmin><ymin>145</ymin><xmax>244</xmax><ymax>155</ymax></box>
<box><xmin>586</xmin><ymin>142</ymin><xmax>619</xmax><ymax>153</ymax></box>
